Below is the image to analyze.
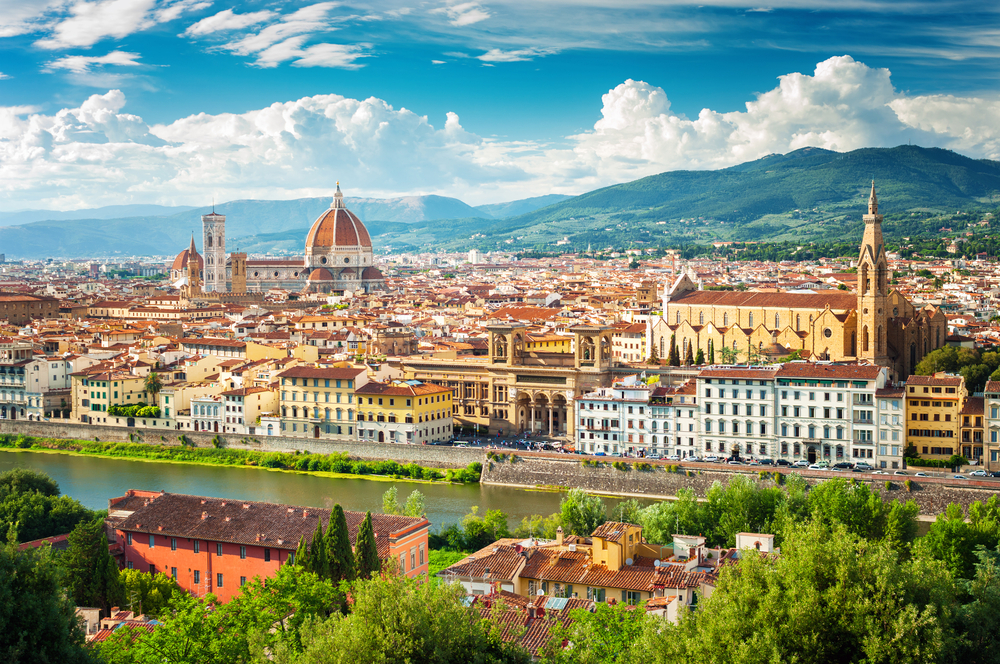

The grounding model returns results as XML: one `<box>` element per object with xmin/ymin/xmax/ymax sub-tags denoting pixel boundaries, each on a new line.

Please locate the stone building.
<box><xmin>169</xmin><ymin>184</ymin><xmax>384</xmax><ymax>295</ymax></box>
<box><xmin>652</xmin><ymin>185</ymin><xmax>946</xmax><ymax>380</ymax></box>
<box><xmin>401</xmin><ymin>324</ymin><xmax>617</xmax><ymax>438</ymax></box>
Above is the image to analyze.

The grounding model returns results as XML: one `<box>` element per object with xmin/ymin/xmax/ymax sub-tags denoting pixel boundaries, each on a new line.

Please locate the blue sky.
<box><xmin>0</xmin><ymin>1</ymin><xmax>998</xmax><ymax>210</ymax></box>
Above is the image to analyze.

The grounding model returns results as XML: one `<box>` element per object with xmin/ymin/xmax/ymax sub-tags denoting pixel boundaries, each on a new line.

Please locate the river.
<box><xmin>0</xmin><ymin>450</ymin><xmax>644</xmax><ymax>531</ymax></box>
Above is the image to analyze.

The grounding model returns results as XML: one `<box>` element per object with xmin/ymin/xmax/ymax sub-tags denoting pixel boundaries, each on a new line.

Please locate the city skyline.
<box><xmin>0</xmin><ymin>1</ymin><xmax>998</xmax><ymax>210</ymax></box>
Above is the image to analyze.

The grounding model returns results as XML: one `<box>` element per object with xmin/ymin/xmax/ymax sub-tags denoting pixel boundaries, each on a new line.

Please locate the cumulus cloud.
<box><xmin>44</xmin><ymin>50</ymin><xmax>143</xmax><ymax>74</ymax></box>
<box><xmin>182</xmin><ymin>9</ymin><xmax>277</xmax><ymax>37</ymax></box>
<box><xmin>34</xmin><ymin>0</ymin><xmax>208</xmax><ymax>50</ymax></box>
<box><xmin>1</xmin><ymin>56</ymin><xmax>999</xmax><ymax>211</ymax></box>
<box><xmin>0</xmin><ymin>0</ymin><xmax>64</xmax><ymax>38</ymax></box>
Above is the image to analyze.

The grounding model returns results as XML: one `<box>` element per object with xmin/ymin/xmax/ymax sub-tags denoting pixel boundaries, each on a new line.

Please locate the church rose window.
<box><xmin>321</xmin><ymin>257</ymin><xmax>328</xmax><ymax>264</ymax></box>
<box><xmin>824</xmin><ymin>328</ymin><xmax>832</xmax><ymax>338</ymax></box>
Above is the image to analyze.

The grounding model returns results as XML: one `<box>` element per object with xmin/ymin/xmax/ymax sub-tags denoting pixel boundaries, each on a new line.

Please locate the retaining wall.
<box><xmin>0</xmin><ymin>420</ymin><xmax>484</xmax><ymax>468</ymax></box>
<box><xmin>481</xmin><ymin>455</ymin><xmax>1000</xmax><ymax>516</ymax></box>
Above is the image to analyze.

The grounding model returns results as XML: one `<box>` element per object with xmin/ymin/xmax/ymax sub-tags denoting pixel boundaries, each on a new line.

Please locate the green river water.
<box><xmin>0</xmin><ymin>450</ymin><xmax>642</xmax><ymax>530</ymax></box>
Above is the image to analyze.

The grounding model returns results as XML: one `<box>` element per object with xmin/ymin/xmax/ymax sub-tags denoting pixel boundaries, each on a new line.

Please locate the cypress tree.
<box><xmin>62</xmin><ymin>518</ymin><xmax>124</xmax><ymax>615</ymax></box>
<box><xmin>325</xmin><ymin>504</ymin><xmax>355</xmax><ymax>582</ymax></box>
<box><xmin>708</xmin><ymin>339</ymin><xmax>715</xmax><ymax>365</ymax></box>
<box><xmin>354</xmin><ymin>512</ymin><xmax>381</xmax><ymax>580</ymax></box>
<box><xmin>695</xmin><ymin>347</ymin><xmax>705</xmax><ymax>366</ymax></box>
<box><xmin>668</xmin><ymin>334</ymin><xmax>680</xmax><ymax>367</ymax></box>
<box><xmin>310</xmin><ymin>518</ymin><xmax>328</xmax><ymax>579</ymax></box>
<box><xmin>295</xmin><ymin>535</ymin><xmax>310</xmax><ymax>571</ymax></box>
<box><xmin>684</xmin><ymin>342</ymin><xmax>694</xmax><ymax>366</ymax></box>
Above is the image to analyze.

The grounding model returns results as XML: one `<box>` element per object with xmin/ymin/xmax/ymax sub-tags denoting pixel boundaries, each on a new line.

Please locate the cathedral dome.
<box><xmin>307</xmin><ymin>267</ymin><xmax>334</xmax><ymax>281</ymax></box>
<box><xmin>171</xmin><ymin>247</ymin><xmax>202</xmax><ymax>271</ymax></box>
<box><xmin>361</xmin><ymin>266</ymin><xmax>384</xmax><ymax>280</ymax></box>
<box><xmin>305</xmin><ymin>184</ymin><xmax>372</xmax><ymax>250</ymax></box>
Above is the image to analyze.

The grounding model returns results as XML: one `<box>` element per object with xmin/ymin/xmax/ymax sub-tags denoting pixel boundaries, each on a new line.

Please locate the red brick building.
<box><xmin>107</xmin><ymin>490</ymin><xmax>430</xmax><ymax>602</ymax></box>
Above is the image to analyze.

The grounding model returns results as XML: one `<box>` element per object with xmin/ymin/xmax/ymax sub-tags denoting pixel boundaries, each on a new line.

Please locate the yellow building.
<box><xmin>276</xmin><ymin>366</ymin><xmax>368</xmax><ymax>438</ymax></box>
<box><xmin>71</xmin><ymin>368</ymin><xmax>153</xmax><ymax>424</ymax></box>
<box><xmin>525</xmin><ymin>333</ymin><xmax>571</xmax><ymax>353</ymax></box>
<box><xmin>612</xmin><ymin>323</ymin><xmax>648</xmax><ymax>362</ymax></box>
<box><xmin>905</xmin><ymin>373</ymin><xmax>966</xmax><ymax>461</ymax></box>
<box><xmin>221</xmin><ymin>385</ymin><xmax>279</xmax><ymax>435</ymax></box>
<box><xmin>653</xmin><ymin>185</ymin><xmax>946</xmax><ymax>380</ymax></box>
<box><xmin>355</xmin><ymin>380</ymin><xmax>453</xmax><ymax>444</ymax></box>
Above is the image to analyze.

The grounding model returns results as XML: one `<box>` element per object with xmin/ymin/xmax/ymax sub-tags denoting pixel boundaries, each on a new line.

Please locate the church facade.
<box><xmin>651</xmin><ymin>185</ymin><xmax>946</xmax><ymax>380</ymax></box>
<box><xmin>170</xmin><ymin>185</ymin><xmax>384</xmax><ymax>295</ymax></box>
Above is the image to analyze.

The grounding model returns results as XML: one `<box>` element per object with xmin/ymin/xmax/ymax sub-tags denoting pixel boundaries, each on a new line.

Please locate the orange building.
<box><xmin>107</xmin><ymin>490</ymin><xmax>430</xmax><ymax>602</ymax></box>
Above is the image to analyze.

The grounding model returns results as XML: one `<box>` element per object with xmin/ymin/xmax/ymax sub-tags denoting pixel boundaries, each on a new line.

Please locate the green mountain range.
<box><xmin>3</xmin><ymin>145</ymin><xmax>998</xmax><ymax>259</ymax></box>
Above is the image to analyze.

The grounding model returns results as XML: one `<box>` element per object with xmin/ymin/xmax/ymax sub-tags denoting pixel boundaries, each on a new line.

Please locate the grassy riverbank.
<box><xmin>0</xmin><ymin>434</ymin><xmax>483</xmax><ymax>484</ymax></box>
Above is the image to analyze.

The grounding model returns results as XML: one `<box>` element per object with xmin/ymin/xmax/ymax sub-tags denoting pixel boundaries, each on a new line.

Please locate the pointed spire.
<box><xmin>189</xmin><ymin>233</ymin><xmax>196</xmax><ymax>254</ymax></box>
<box><xmin>332</xmin><ymin>181</ymin><xmax>344</xmax><ymax>209</ymax></box>
<box><xmin>868</xmin><ymin>180</ymin><xmax>878</xmax><ymax>215</ymax></box>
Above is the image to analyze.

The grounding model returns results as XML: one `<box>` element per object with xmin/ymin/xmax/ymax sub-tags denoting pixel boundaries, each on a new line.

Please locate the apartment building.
<box><xmin>875</xmin><ymin>386</ymin><xmax>906</xmax><ymax>469</ymax></box>
<box><xmin>984</xmin><ymin>381</ymin><xmax>1000</xmax><ymax>471</ymax></box>
<box><xmin>276</xmin><ymin>366</ymin><xmax>368</xmax><ymax>438</ymax></box>
<box><xmin>905</xmin><ymin>373</ymin><xmax>966</xmax><ymax>461</ymax></box>
<box><xmin>700</xmin><ymin>366</ymin><xmax>778</xmax><ymax>459</ymax></box>
<box><xmin>575</xmin><ymin>375</ymin><xmax>652</xmax><ymax>455</ymax></box>
<box><xmin>355</xmin><ymin>379</ymin><xmax>453</xmax><ymax>444</ymax></box>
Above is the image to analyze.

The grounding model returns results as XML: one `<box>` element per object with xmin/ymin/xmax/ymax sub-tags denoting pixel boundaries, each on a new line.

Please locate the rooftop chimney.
<box><xmin>201</xmin><ymin>511</ymin><xmax>208</xmax><ymax>520</ymax></box>
<box><xmin>556</xmin><ymin>526</ymin><xmax>564</xmax><ymax>546</ymax></box>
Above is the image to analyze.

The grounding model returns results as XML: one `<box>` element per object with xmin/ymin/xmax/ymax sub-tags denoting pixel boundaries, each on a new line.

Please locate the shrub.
<box><xmin>635</xmin><ymin>462</ymin><xmax>653</xmax><ymax>472</ymax></box>
<box><xmin>905</xmin><ymin>479</ymin><xmax>913</xmax><ymax>492</ymax></box>
<box><xmin>612</xmin><ymin>461</ymin><xmax>629</xmax><ymax>471</ymax></box>
<box><xmin>884</xmin><ymin>481</ymin><xmax>892</xmax><ymax>490</ymax></box>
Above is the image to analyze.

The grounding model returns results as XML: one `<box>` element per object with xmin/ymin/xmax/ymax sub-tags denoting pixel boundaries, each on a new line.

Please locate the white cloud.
<box><xmin>1</xmin><ymin>56</ymin><xmax>999</xmax><ymax>211</ymax></box>
<box><xmin>44</xmin><ymin>50</ymin><xmax>143</xmax><ymax>74</ymax></box>
<box><xmin>437</xmin><ymin>2</ymin><xmax>491</xmax><ymax>27</ymax></box>
<box><xmin>293</xmin><ymin>42</ymin><xmax>370</xmax><ymax>68</ymax></box>
<box><xmin>0</xmin><ymin>0</ymin><xmax>64</xmax><ymax>38</ymax></box>
<box><xmin>34</xmin><ymin>0</ymin><xmax>208</xmax><ymax>50</ymax></box>
<box><xmin>182</xmin><ymin>9</ymin><xmax>276</xmax><ymax>37</ymax></box>
<box><xmin>477</xmin><ymin>47</ymin><xmax>555</xmax><ymax>62</ymax></box>
<box><xmin>431</xmin><ymin>59</ymin><xmax>446</xmax><ymax>64</ymax></box>
<box><xmin>0</xmin><ymin>73</ymin><xmax>9</xmax><ymax>80</ymax></box>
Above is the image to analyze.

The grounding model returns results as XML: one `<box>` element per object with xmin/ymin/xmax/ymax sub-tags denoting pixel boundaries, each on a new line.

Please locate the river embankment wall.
<box><xmin>480</xmin><ymin>454</ymin><xmax>1000</xmax><ymax>516</ymax></box>
<box><xmin>0</xmin><ymin>420</ymin><xmax>484</xmax><ymax>469</ymax></box>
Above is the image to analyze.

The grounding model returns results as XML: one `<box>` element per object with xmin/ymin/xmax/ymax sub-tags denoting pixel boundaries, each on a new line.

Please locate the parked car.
<box><xmin>610</xmin><ymin>452</ymin><xmax>622</xmax><ymax>458</ymax></box>
<box><xmin>829</xmin><ymin>466</ymin><xmax>844</xmax><ymax>472</ymax></box>
<box><xmin>686</xmin><ymin>456</ymin><xmax>704</xmax><ymax>462</ymax></box>
<box><xmin>666</xmin><ymin>454</ymin><xmax>681</xmax><ymax>461</ymax></box>
<box><xmin>855</xmin><ymin>463</ymin><xmax>873</xmax><ymax>472</ymax></box>
<box><xmin>872</xmin><ymin>470</ymin><xmax>888</xmax><ymax>475</ymax></box>
<box><xmin>833</xmin><ymin>462</ymin><xmax>852</xmax><ymax>469</ymax></box>
<box><xmin>914</xmin><ymin>472</ymin><xmax>928</xmax><ymax>477</ymax></box>
<box><xmin>646</xmin><ymin>454</ymin><xmax>662</xmax><ymax>460</ymax></box>
<box><xmin>775</xmin><ymin>459</ymin><xmax>792</xmax><ymax>467</ymax></box>
<box><xmin>759</xmin><ymin>458</ymin><xmax>775</xmax><ymax>466</ymax></box>
<box><xmin>807</xmin><ymin>463</ymin><xmax>826</xmax><ymax>470</ymax></box>
<box><xmin>953</xmin><ymin>474</ymin><xmax>968</xmax><ymax>480</ymax></box>
<box><xmin>728</xmin><ymin>460</ymin><xmax>744</xmax><ymax>465</ymax></box>
<box><xmin>989</xmin><ymin>472</ymin><xmax>1000</xmax><ymax>478</ymax></box>
<box><xmin>704</xmin><ymin>455</ymin><xmax>719</xmax><ymax>462</ymax></box>
<box><xmin>970</xmin><ymin>470</ymin><xmax>988</xmax><ymax>477</ymax></box>
<box><xmin>893</xmin><ymin>471</ymin><xmax>909</xmax><ymax>476</ymax></box>
<box><xmin>792</xmin><ymin>460</ymin><xmax>810</xmax><ymax>467</ymax></box>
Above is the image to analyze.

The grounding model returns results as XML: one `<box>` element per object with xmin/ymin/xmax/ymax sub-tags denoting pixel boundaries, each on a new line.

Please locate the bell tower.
<box><xmin>202</xmin><ymin>209</ymin><xmax>226</xmax><ymax>293</ymax></box>
<box><xmin>857</xmin><ymin>182</ymin><xmax>889</xmax><ymax>365</ymax></box>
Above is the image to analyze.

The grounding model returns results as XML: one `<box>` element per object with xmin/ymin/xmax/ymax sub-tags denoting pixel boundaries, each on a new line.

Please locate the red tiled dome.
<box><xmin>361</xmin><ymin>266</ymin><xmax>383</xmax><ymax>280</ymax></box>
<box><xmin>171</xmin><ymin>248</ymin><xmax>202</xmax><ymax>271</ymax></box>
<box><xmin>305</xmin><ymin>208</ymin><xmax>372</xmax><ymax>249</ymax></box>
<box><xmin>307</xmin><ymin>268</ymin><xmax>334</xmax><ymax>281</ymax></box>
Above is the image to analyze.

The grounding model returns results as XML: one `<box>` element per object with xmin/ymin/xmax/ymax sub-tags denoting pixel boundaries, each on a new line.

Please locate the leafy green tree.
<box><xmin>382</xmin><ymin>486</ymin><xmax>401</xmax><ymax>515</ymax></box>
<box><xmin>143</xmin><ymin>371</ymin><xmax>163</xmax><ymax>399</ymax></box>
<box><xmin>540</xmin><ymin>598</ymin><xmax>647</xmax><ymax>664</ymax></box>
<box><xmin>354</xmin><ymin>512</ymin><xmax>381</xmax><ymax>580</ymax></box>
<box><xmin>704</xmin><ymin>476</ymin><xmax>784</xmax><ymax>547</ymax></box>
<box><xmin>0</xmin><ymin>469</ymin><xmax>92</xmax><ymax>542</ymax></box>
<box><xmin>274</xmin><ymin>574</ymin><xmax>530</xmax><ymax>664</ymax></box>
<box><xmin>512</xmin><ymin>513</ymin><xmax>563</xmax><ymax>540</ymax></box>
<box><xmin>325</xmin><ymin>505</ymin><xmax>354</xmax><ymax>583</ymax></box>
<box><xmin>461</xmin><ymin>506</ymin><xmax>511</xmax><ymax>551</ymax></box>
<box><xmin>637</xmin><ymin>520</ymin><xmax>957</xmax><ymax>664</ymax></box>
<box><xmin>119</xmin><ymin>569</ymin><xmax>181</xmax><ymax>617</ymax></box>
<box><xmin>694</xmin><ymin>347</ymin><xmax>705</xmax><ymax>365</ymax></box>
<box><xmin>62</xmin><ymin>518</ymin><xmax>124</xmax><ymax>615</ymax></box>
<box><xmin>953</xmin><ymin>545</ymin><xmax>1000</xmax><ymax>664</ymax></box>
<box><xmin>403</xmin><ymin>489</ymin><xmax>425</xmax><ymax>517</ymax></box>
<box><xmin>918</xmin><ymin>500</ymin><xmax>1000</xmax><ymax>580</ymax></box>
<box><xmin>560</xmin><ymin>489</ymin><xmax>606</xmax><ymax>536</ymax></box>
<box><xmin>0</xmin><ymin>538</ymin><xmax>92</xmax><ymax>664</ymax></box>
<box><xmin>611</xmin><ymin>499</ymin><xmax>642</xmax><ymax>525</ymax></box>
<box><xmin>719</xmin><ymin>344</ymin><xmax>738</xmax><ymax>364</ymax></box>
<box><xmin>295</xmin><ymin>535</ymin><xmax>310</xmax><ymax>571</ymax></box>
<box><xmin>638</xmin><ymin>487</ymin><xmax>707</xmax><ymax>545</ymax></box>
<box><xmin>310</xmin><ymin>518</ymin><xmax>329</xmax><ymax>579</ymax></box>
<box><xmin>0</xmin><ymin>468</ymin><xmax>59</xmax><ymax>496</ymax></box>
<box><xmin>805</xmin><ymin>477</ymin><xmax>918</xmax><ymax>545</ymax></box>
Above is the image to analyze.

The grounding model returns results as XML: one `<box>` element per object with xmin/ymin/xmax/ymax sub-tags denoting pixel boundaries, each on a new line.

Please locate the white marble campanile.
<box><xmin>202</xmin><ymin>210</ymin><xmax>226</xmax><ymax>292</ymax></box>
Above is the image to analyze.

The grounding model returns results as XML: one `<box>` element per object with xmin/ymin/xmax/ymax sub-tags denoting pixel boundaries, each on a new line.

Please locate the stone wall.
<box><xmin>0</xmin><ymin>420</ymin><xmax>483</xmax><ymax>468</ymax></box>
<box><xmin>481</xmin><ymin>455</ymin><xmax>1000</xmax><ymax>516</ymax></box>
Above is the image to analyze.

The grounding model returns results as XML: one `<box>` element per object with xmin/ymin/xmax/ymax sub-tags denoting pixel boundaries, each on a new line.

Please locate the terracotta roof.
<box><xmin>355</xmin><ymin>380</ymin><xmax>451</xmax><ymax>397</ymax></box>
<box><xmin>671</xmin><ymin>289</ymin><xmax>857</xmax><ymax>310</ymax></box>
<box><xmin>776</xmin><ymin>363</ymin><xmax>883</xmax><ymax>380</ymax></box>
<box><xmin>961</xmin><ymin>396</ymin><xmax>984</xmax><ymax>416</ymax></box>
<box><xmin>305</xmin><ymin>207</ymin><xmax>372</xmax><ymax>249</ymax></box>
<box><xmin>307</xmin><ymin>268</ymin><xmax>334</xmax><ymax>281</ymax></box>
<box><xmin>984</xmin><ymin>380</ymin><xmax>1000</xmax><ymax>394</ymax></box>
<box><xmin>109</xmin><ymin>491</ymin><xmax>427</xmax><ymax>559</ymax></box>
<box><xmin>276</xmin><ymin>366</ymin><xmax>366</xmax><ymax>380</ymax></box>
<box><xmin>171</xmin><ymin>248</ymin><xmax>202</xmax><ymax>271</ymax></box>
<box><xmin>906</xmin><ymin>374</ymin><xmax>963</xmax><ymax>386</ymax></box>
<box><xmin>699</xmin><ymin>367</ymin><xmax>780</xmax><ymax>380</ymax></box>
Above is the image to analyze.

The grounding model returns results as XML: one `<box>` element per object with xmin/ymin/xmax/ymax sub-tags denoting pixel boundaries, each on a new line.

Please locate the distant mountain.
<box><xmin>474</xmin><ymin>194</ymin><xmax>574</xmax><ymax>218</ymax></box>
<box><xmin>4</xmin><ymin>146</ymin><xmax>998</xmax><ymax>259</ymax></box>
<box><xmin>0</xmin><ymin>204</ymin><xmax>198</xmax><ymax>226</ymax></box>
<box><xmin>398</xmin><ymin>145</ymin><xmax>1000</xmax><ymax>252</ymax></box>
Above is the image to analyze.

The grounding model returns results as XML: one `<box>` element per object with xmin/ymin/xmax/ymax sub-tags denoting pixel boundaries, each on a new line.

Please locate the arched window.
<box><xmin>723</xmin><ymin>313</ymin><xmax>729</xmax><ymax>326</ymax></box>
<box><xmin>748</xmin><ymin>313</ymin><xmax>754</xmax><ymax>327</ymax></box>
<box><xmin>862</xmin><ymin>326</ymin><xmax>869</xmax><ymax>353</ymax></box>
<box><xmin>699</xmin><ymin>311</ymin><xmax>704</xmax><ymax>325</ymax></box>
<box><xmin>660</xmin><ymin>337</ymin><xmax>666</xmax><ymax>357</ymax></box>
<box><xmin>796</xmin><ymin>314</ymin><xmax>800</xmax><ymax>330</ymax></box>
<box><xmin>774</xmin><ymin>313</ymin><xmax>780</xmax><ymax>329</ymax></box>
<box><xmin>675</xmin><ymin>311</ymin><xmax>681</xmax><ymax>325</ymax></box>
